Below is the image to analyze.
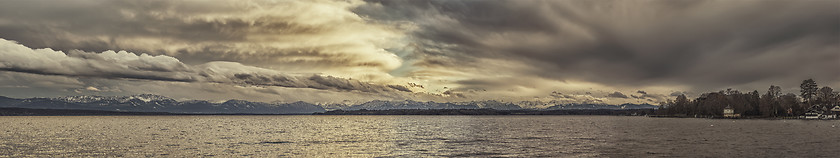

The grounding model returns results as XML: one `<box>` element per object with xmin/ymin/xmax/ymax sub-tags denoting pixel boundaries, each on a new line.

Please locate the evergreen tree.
<box><xmin>800</xmin><ymin>79</ymin><xmax>818</xmax><ymax>103</ymax></box>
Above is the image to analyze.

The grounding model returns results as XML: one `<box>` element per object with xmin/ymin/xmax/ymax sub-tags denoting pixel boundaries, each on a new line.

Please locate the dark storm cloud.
<box><xmin>630</xmin><ymin>90</ymin><xmax>667</xmax><ymax>101</ymax></box>
<box><xmin>606</xmin><ymin>92</ymin><xmax>629</xmax><ymax>98</ymax></box>
<box><xmin>670</xmin><ymin>91</ymin><xmax>687</xmax><ymax>97</ymax></box>
<box><xmin>0</xmin><ymin>1</ymin><xmax>244</xmax><ymax>51</ymax></box>
<box><xmin>230</xmin><ymin>73</ymin><xmax>412</xmax><ymax>93</ymax></box>
<box><xmin>0</xmin><ymin>38</ymin><xmax>410</xmax><ymax>93</ymax></box>
<box><xmin>356</xmin><ymin>0</ymin><xmax>840</xmax><ymax>90</ymax></box>
<box><xmin>0</xmin><ymin>0</ymin><xmax>837</xmax><ymax>103</ymax></box>
<box><xmin>549</xmin><ymin>91</ymin><xmax>570</xmax><ymax>98</ymax></box>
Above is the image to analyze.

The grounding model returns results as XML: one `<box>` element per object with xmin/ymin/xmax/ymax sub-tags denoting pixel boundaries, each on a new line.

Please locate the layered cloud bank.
<box><xmin>0</xmin><ymin>0</ymin><xmax>407</xmax><ymax>83</ymax></box>
<box><xmin>357</xmin><ymin>0</ymin><xmax>839</xmax><ymax>92</ymax></box>
<box><xmin>0</xmin><ymin>0</ymin><xmax>837</xmax><ymax>104</ymax></box>
<box><xmin>0</xmin><ymin>38</ymin><xmax>411</xmax><ymax>93</ymax></box>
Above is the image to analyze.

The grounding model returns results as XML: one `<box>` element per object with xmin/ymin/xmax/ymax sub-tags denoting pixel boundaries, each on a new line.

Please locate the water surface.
<box><xmin>1</xmin><ymin>116</ymin><xmax>838</xmax><ymax>157</ymax></box>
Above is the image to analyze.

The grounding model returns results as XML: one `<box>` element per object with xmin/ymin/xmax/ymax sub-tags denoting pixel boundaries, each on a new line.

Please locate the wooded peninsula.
<box><xmin>656</xmin><ymin>79</ymin><xmax>839</xmax><ymax>118</ymax></box>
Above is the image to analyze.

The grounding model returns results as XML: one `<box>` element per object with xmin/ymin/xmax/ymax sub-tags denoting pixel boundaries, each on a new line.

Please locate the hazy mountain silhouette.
<box><xmin>0</xmin><ymin>94</ymin><xmax>325</xmax><ymax>114</ymax></box>
<box><xmin>0</xmin><ymin>95</ymin><xmax>657</xmax><ymax>114</ymax></box>
<box><xmin>346</xmin><ymin>100</ymin><xmax>479</xmax><ymax>110</ymax></box>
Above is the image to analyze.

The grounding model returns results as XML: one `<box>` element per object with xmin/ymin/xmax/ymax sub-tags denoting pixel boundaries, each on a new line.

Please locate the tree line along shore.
<box><xmin>1</xmin><ymin>79</ymin><xmax>835</xmax><ymax>118</ymax></box>
<box><xmin>656</xmin><ymin>79</ymin><xmax>839</xmax><ymax>119</ymax></box>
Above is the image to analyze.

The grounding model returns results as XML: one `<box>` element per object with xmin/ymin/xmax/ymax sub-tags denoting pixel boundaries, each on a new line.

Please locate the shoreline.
<box><xmin>648</xmin><ymin>115</ymin><xmax>830</xmax><ymax>120</ymax></box>
<box><xmin>0</xmin><ymin>107</ymin><xmax>656</xmax><ymax>116</ymax></box>
<box><xmin>2</xmin><ymin>107</ymin><xmax>831</xmax><ymax>120</ymax></box>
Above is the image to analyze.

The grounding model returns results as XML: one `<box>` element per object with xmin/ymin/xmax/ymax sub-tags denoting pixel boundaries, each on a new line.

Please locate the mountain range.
<box><xmin>0</xmin><ymin>94</ymin><xmax>658</xmax><ymax>114</ymax></box>
<box><xmin>0</xmin><ymin>94</ymin><xmax>324</xmax><ymax>114</ymax></box>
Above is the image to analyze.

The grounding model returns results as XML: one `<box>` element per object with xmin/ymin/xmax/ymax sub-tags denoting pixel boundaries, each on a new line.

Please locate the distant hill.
<box><xmin>0</xmin><ymin>94</ymin><xmax>325</xmax><ymax>114</ymax></box>
<box><xmin>316</xmin><ymin>108</ymin><xmax>656</xmax><ymax>115</ymax></box>
<box><xmin>345</xmin><ymin>100</ymin><xmax>481</xmax><ymax>110</ymax></box>
<box><xmin>0</xmin><ymin>95</ymin><xmax>658</xmax><ymax>114</ymax></box>
<box><xmin>545</xmin><ymin>103</ymin><xmax>658</xmax><ymax>110</ymax></box>
<box><xmin>0</xmin><ymin>107</ymin><xmax>173</xmax><ymax>116</ymax></box>
<box><xmin>343</xmin><ymin>100</ymin><xmax>655</xmax><ymax>111</ymax></box>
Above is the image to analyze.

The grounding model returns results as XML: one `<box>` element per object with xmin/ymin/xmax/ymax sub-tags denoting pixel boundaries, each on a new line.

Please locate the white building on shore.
<box><xmin>723</xmin><ymin>105</ymin><xmax>740</xmax><ymax>118</ymax></box>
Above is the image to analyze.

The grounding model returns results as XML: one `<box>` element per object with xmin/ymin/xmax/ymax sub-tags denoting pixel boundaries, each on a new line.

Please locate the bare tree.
<box><xmin>769</xmin><ymin>85</ymin><xmax>782</xmax><ymax>98</ymax></box>
<box><xmin>817</xmin><ymin>86</ymin><xmax>837</xmax><ymax>106</ymax></box>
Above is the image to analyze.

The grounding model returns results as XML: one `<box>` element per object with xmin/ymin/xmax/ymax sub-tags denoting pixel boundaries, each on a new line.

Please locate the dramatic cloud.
<box><xmin>0</xmin><ymin>0</ymin><xmax>836</xmax><ymax>104</ymax></box>
<box><xmin>84</xmin><ymin>86</ymin><xmax>101</xmax><ymax>92</ymax></box>
<box><xmin>631</xmin><ymin>90</ymin><xmax>667</xmax><ymax>101</ymax></box>
<box><xmin>0</xmin><ymin>0</ymin><xmax>407</xmax><ymax>82</ymax></box>
<box><xmin>0</xmin><ymin>38</ymin><xmax>410</xmax><ymax>93</ymax></box>
<box><xmin>549</xmin><ymin>91</ymin><xmax>606</xmax><ymax>104</ymax></box>
<box><xmin>606</xmin><ymin>92</ymin><xmax>629</xmax><ymax>99</ymax></box>
<box><xmin>669</xmin><ymin>91</ymin><xmax>687</xmax><ymax>97</ymax></box>
<box><xmin>357</xmin><ymin>0</ymin><xmax>839</xmax><ymax>92</ymax></box>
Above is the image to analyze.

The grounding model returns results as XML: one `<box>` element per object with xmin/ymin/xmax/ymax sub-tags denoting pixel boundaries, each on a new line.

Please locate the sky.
<box><xmin>0</xmin><ymin>0</ymin><xmax>837</xmax><ymax>105</ymax></box>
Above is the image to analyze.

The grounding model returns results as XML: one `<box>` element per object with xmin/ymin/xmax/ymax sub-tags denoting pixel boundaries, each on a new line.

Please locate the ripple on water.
<box><xmin>1</xmin><ymin>116</ymin><xmax>839</xmax><ymax>157</ymax></box>
<box><xmin>259</xmin><ymin>141</ymin><xmax>292</xmax><ymax>144</ymax></box>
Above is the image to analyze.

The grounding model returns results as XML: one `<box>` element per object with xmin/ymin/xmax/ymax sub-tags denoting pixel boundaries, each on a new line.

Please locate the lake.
<box><xmin>1</xmin><ymin>116</ymin><xmax>838</xmax><ymax>157</ymax></box>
